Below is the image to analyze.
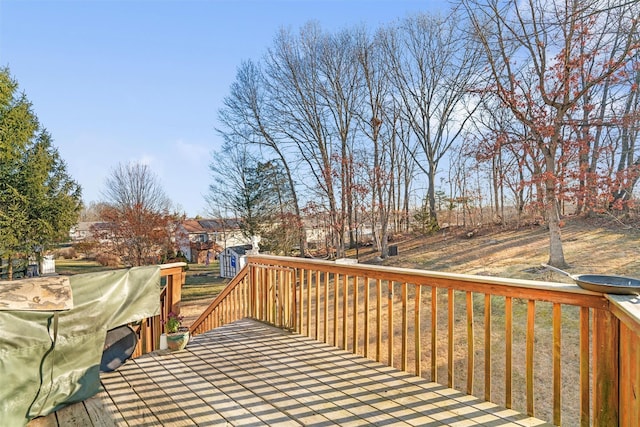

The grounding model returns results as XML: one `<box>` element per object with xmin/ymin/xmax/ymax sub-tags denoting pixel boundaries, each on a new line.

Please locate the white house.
<box><xmin>69</xmin><ymin>222</ymin><xmax>111</xmax><ymax>242</ymax></box>
<box><xmin>175</xmin><ymin>219</ymin><xmax>249</xmax><ymax>263</ymax></box>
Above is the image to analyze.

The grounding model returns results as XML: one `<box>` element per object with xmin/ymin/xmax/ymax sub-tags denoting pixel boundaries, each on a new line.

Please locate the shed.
<box><xmin>219</xmin><ymin>245</ymin><xmax>250</xmax><ymax>278</ymax></box>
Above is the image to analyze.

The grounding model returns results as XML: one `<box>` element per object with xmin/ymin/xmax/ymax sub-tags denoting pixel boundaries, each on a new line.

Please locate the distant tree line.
<box><xmin>212</xmin><ymin>0</ymin><xmax>639</xmax><ymax>267</ymax></box>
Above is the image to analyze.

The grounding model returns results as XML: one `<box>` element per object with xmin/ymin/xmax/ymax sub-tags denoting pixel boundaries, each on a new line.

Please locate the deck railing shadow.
<box><xmin>188</xmin><ymin>254</ymin><xmax>640</xmax><ymax>426</ymax></box>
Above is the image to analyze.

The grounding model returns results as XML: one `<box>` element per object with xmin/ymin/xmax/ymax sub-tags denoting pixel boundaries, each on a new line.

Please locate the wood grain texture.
<box><xmin>415</xmin><ymin>286</ymin><xmax>422</xmax><ymax>377</ymax></box>
<box><xmin>448</xmin><ymin>288</ymin><xmax>454</xmax><ymax>389</ymax></box>
<box><xmin>593</xmin><ymin>308</ymin><xmax>619</xmax><ymax>426</ymax></box>
<box><xmin>619</xmin><ymin>322</ymin><xmax>640</xmax><ymax>427</ymax></box>
<box><xmin>431</xmin><ymin>286</ymin><xmax>438</xmax><ymax>383</ymax></box>
<box><xmin>552</xmin><ymin>303</ymin><xmax>561</xmax><ymax>425</ymax></box>
<box><xmin>388</xmin><ymin>280</ymin><xmax>394</xmax><ymax>368</ymax></box>
<box><xmin>36</xmin><ymin>319</ymin><xmax>549</xmax><ymax>427</ymax></box>
<box><xmin>526</xmin><ymin>299</ymin><xmax>535</xmax><ymax>417</ymax></box>
<box><xmin>401</xmin><ymin>282</ymin><xmax>408</xmax><ymax>372</ymax></box>
<box><xmin>466</xmin><ymin>291</ymin><xmax>474</xmax><ymax>395</ymax></box>
<box><xmin>505</xmin><ymin>296</ymin><xmax>512</xmax><ymax>409</ymax></box>
<box><xmin>484</xmin><ymin>294</ymin><xmax>492</xmax><ymax>402</ymax></box>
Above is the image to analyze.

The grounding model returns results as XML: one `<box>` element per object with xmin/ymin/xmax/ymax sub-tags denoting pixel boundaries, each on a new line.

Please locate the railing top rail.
<box><xmin>607</xmin><ymin>294</ymin><xmax>640</xmax><ymax>334</ymax></box>
<box><xmin>189</xmin><ymin>264</ymin><xmax>248</xmax><ymax>334</ymax></box>
<box><xmin>159</xmin><ymin>262</ymin><xmax>187</xmax><ymax>271</ymax></box>
<box><xmin>248</xmin><ymin>254</ymin><xmax>609</xmax><ymax>309</ymax></box>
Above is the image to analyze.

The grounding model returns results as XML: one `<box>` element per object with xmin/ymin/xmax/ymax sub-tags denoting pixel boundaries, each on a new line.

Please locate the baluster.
<box><xmin>526</xmin><ymin>299</ymin><xmax>536</xmax><ymax>416</ymax></box>
<box><xmin>388</xmin><ymin>280</ymin><xmax>394</xmax><ymax>367</ymax></box>
<box><xmin>376</xmin><ymin>278</ymin><xmax>382</xmax><ymax>362</ymax></box>
<box><xmin>431</xmin><ymin>287</ymin><xmax>437</xmax><ymax>382</ymax></box>
<box><xmin>323</xmin><ymin>272</ymin><xmax>329</xmax><ymax>343</ymax></box>
<box><xmin>415</xmin><ymin>285</ymin><xmax>422</xmax><ymax>376</ymax></box>
<box><xmin>402</xmin><ymin>282</ymin><xmax>408</xmax><ymax>372</ymax></box>
<box><xmin>365</xmin><ymin>277</ymin><xmax>370</xmax><ymax>358</ymax></box>
<box><xmin>449</xmin><ymin>288</ymin><xmax>455</xmax><ymax>388</ymax></box>
<box><xmin>485</xmin><ymin>294</ymin><xmax>492</xmax><ymax>401</ymax></box>
<box><xmin>353</xmin><ymin>276</ymin><xmax>359</xmax><ymax>354</ymax></box>
<box><xmin>466</xmin><ymin>291</ymin><xmax>474</xmax><ymax>395</ymax></box>
<box><xmin>553</xmin><ymin>303</ymin><xmax>562</xmax><ymax>425</ymax></box>
<box><xmin>505</xmin><ymin>296</ymin><xmax>512</xmax><ymax>408</ymax></box>
<box><xmin>343</xmin><ymin>274</ymin><xmax>349</xmax><ymax>350</ymax></box>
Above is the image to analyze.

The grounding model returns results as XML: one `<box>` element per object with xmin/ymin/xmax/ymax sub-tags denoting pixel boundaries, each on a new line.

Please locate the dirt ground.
<box><xmin>181</xmin><ymin>289</ymin><xmax>218</xmax><ymax>327</ymax></box>
<box><xmin>363</xmin><ymin>215</ymin><xmax>640</xmax><ymax>282</ymax></box>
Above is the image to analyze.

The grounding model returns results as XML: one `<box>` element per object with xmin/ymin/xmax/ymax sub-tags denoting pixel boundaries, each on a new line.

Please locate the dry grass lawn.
<box><xmin>369</xmin><ymin>216</ymin><xmax>640</xmax><ymax>280</ymax></box>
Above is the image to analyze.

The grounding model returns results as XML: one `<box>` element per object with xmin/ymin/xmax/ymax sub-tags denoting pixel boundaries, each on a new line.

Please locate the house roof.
<box><xmin>180</xmin><ymin>219</ymin><xmax>241</xmax><ymax>234</ymax></box>
<box><xmin>224</xmin><ymin>245</ymin><xmax>251</xmax><ymax>255</ymax></box>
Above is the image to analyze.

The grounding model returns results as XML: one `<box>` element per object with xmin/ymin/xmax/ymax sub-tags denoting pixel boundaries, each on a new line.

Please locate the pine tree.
<box><xmin>0</xmin><ymin>68</ymin><xmax>82</xmax><ymax>279</ymax></box>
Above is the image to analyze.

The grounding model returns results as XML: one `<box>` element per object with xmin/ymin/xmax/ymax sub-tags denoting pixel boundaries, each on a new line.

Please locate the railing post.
<box><xmin>162</xmin><ymin>266</ymin><xmax>185</xmax><ymax>319</ymax></box>
<box><xmin>593</xmin><ymin>308</ymin><xmax>619</xmax><ymax>426</ymax></box>
<box><xmin>619</xmin><ymin>321</ymin><xmax>640</xmax><ymax>426</ymax></box>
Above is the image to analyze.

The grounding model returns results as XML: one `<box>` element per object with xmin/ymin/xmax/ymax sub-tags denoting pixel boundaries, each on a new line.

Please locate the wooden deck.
<box><xmin>31</xmin><ymin>318</ymin><xmax>550</xmax><ymax>426</ymax></box>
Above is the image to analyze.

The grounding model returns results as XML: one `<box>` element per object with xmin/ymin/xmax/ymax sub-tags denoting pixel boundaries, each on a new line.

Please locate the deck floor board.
<box><xmin>29</xmin><ymin>318</ymin><xmax>551</xmax><ymax>426</ymax></box>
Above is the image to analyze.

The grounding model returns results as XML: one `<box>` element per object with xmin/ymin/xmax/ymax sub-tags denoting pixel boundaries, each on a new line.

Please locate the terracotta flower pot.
<box><xmin>166</xmin><ymin>331</ymin><xmax>190</xmax><ymax>351</ymax></box>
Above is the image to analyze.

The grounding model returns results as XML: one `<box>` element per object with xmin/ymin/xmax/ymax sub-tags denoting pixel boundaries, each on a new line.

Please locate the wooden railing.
<box><xmin>189</xmin><ymin>264</ymin><xmax>250</xmax><ymax>335</ymax></box>
<box><xmin>189</xmin><ymin>254</ymin><xmax>640</xmax><ymax>426</ymax></box>
<box><xmin>607</xmin><ymin>294</ymin><xmax>640</xmax><ymax>426</ymax></box>
<box><xmin>132</xmin><ymin>262</ymin><xmax>186</xmax><ymax>357</ymax></box>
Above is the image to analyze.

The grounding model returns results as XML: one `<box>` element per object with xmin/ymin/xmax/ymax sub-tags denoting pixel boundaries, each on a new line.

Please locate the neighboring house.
<box><xmin>302</xmin><ymin>218</ymin><xmax>374</xmax><ymax>250</ymax></box>
<box><xmin>69</xmin><ymin>221</ymin><xmax>113</xmax><ymax>244</ymax></box>
<box><xmin>175</xmin><ymin>219</ymin><xmax>248</xmax><ymax>263</ymax></box>
<box><xmin>70</xmin><ymin>222</ymin><xmax>100</xmax><ymax>242</ymax></box>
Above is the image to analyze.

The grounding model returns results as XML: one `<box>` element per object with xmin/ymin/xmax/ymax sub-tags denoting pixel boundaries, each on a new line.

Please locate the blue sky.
<box><xmin>0</xmin><ymin>0</ymin><xmax>443</xmax><ymax>217</ymax></box>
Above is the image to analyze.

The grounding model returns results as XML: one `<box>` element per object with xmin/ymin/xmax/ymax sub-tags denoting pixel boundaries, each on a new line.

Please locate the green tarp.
<box><xmin>0</xmin><ymin>266</ymin><xmax>161</xmax><ymax>426</ymax></box>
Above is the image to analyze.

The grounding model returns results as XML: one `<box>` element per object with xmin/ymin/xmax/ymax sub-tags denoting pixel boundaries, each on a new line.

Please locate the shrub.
<box><xmin>55</xmin><ymin>247</ymin><xmax>76</xmax><ymax>260</ymax></box>
<box><xmin>73</xmin><ymin>241</ymin><xmax>97</xmax><ymax>257</ymax></box>
<box><xmin>95</xmin><ymin>253</ymin><xmax>120</xmax><ymax>267</ymax></box>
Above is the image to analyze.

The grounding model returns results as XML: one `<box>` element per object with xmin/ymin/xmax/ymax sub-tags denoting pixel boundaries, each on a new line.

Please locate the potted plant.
<box><xmin>163</xmin><ymin>311</ymin><xmax>189</xmax><ymax>351</ymax></box>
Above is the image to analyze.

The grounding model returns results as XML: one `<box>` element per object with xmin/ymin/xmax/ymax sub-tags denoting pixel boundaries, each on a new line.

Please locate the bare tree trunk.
<box><xmin>545</xmin><ymin>162</ymin><xmax>567</xmax><ymax>267</ymax></box>
<box><xmin>7</xmin><ymin>254</ymin><xmax>13</xmax><ymax>281</ymax></box>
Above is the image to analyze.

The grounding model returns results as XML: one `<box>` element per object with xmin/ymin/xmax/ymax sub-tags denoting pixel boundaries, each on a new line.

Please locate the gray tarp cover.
<box><xmin>0</xmin><ymin>266</ymin><xmax>161</xmax><ymax>426</ymax></box>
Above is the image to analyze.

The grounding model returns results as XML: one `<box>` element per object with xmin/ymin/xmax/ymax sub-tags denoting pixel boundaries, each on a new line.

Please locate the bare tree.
<box><xmin>462</xmin><ymin>0</ymin><xmax>639</xmax><ymax>267</ymax></box>
<box><xmin>207</xmin><ymin>140</ymin><xmax>296</xmax><ymax>253</ymax></box>
<box><xmin>317</xmin><ymin>28</ymin><xmax>364</xmax><ymax>250</ymax></box>
<box><xmin>217</xmin><ymin>60</ymin><xmax>307</xmax><ymax>254</ymax></box>
<box><xmin>264</xmin><ymin>23</ymin><xmax>348</xmax><ymax>257</ymax></box>
<box><xmin>610</xmin><ymin>48</ymin><xmax>640</xmax><ymax>208</ymax></box>
<box><xmin>356</xmin><ymin>28</ymin><xmax>393</xmax><ymax>257</ymax></box>
<box><xmin>393</xmin><ymin>111</ymin><xmax>418</xmax><ymax>233</ymax></box>
<box><xmin>381</xmin><ymin>11</ymin><xmax>484</xmax><ymax>231</ymax></box>
<box><xmin>99</xmin><ymin>162</ymin><xmax>174</xmax><ymax>266</ymax></box>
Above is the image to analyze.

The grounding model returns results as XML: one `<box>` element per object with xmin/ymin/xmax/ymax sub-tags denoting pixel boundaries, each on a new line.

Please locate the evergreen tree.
<box><xmin>0</xmin><ymin>68</ymin><xmax>82</xmax><ymax>279</ymax></box>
